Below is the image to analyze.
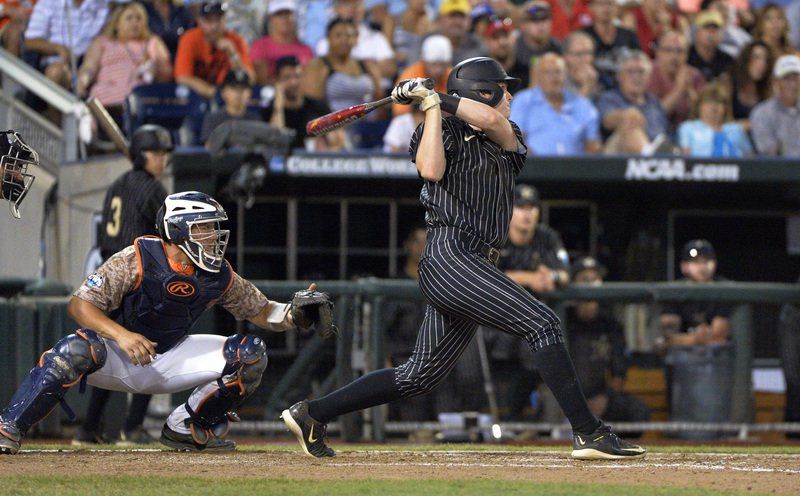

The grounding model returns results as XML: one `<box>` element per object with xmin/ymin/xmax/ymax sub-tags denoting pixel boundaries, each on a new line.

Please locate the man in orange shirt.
<box><xmin>174</xmin><ymin>2</ymin><xmax>253</xmax><ymax>99</ymax></box>
<box><xmin>392</xmin><ymin>34</ymin><xmax>452</xmax><ymax>117</ymax></box>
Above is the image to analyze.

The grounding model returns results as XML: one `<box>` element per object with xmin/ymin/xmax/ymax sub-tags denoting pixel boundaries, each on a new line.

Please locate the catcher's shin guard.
<box><xmin>181</xmin><ymin>334</ymin><xmax>267</xmax><ymax>446</ymax></box>
<box><xmin>0</xmin><ymin>330</ymin><xmax>106</xmax><ymax>437</ymax></box>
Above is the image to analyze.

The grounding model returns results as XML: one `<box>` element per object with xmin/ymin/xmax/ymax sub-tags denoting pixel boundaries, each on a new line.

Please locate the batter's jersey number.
<box><xmin>106</xmin><ymin>196</ymin><xmax>122</xmax><ymax>238</ymax></box>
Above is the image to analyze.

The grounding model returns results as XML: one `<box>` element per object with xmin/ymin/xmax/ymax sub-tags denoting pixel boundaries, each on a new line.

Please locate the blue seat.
<box><xmin>123</xmin><ymin>83</ymin><xmax>209</xmax><ymax>145</ymax></box>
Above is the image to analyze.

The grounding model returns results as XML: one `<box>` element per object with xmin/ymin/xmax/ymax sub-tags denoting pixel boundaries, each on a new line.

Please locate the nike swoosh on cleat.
<box><xmin>576</xmin><ymin>436</ymin><xmax>586</xmax><ymax>446</ymax></box>
<box><xmin>308</xmin><ymin>425</ymin><xmax>318</xmax><ymax>443</ymax></box>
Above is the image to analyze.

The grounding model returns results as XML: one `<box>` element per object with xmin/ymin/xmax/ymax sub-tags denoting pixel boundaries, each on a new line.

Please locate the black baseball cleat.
<box><xmin>571</xmin><ymin>424</ymin><xmax>646</xmax><ymax>460</ymax></box>
<box><xmin>281</xmin><ymin>400</ymin><xmax>335</xmax><ymax>458</ymax></box>
<box><xmin>159</xmin><ymin>424</ymin><xmax>236</xmax><ymax>452</ymax></box>
<box><xmin>0</xmin><ymin>421</ymin><xmax>21</xmax><ymax>455</ymax></box>
<box><xmin>71</xmin><ymin>426</ymin><xmax>113</xmax><ymax>446</ymax></box>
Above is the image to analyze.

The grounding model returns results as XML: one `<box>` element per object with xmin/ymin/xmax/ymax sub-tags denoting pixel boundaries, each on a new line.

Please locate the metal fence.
<box><xmin>2</xmin><ymin>280</ymin><xmax>799</xmax><ymax>440</ymax></box>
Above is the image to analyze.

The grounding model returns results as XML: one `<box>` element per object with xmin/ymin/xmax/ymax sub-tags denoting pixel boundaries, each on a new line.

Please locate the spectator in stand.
<box><xmin>24</xmin><ymin>0</ymin><xmax>113</xmax><ymax>90</ymax></box>
<box><xmin>677</xmin><ymin>83</ymin><xmax>753</xmax><ymax>157</ymax></box>
<box><xmin>582</xmin><ymin>0</ymin><xmax>640</xmax><ymax>91</ymax></box>
<box><xmin>263</xmin><ymin>56</ymin><xmax>345</xmax><ymax>151</ymax></box>
<box><xmin>76</xmin><ymin>2</ymin><xmax>172</xmax><ymax>123</ymax></box>
<box><xmin>0</xmin><ymin>1</ymin><xmax>35</xmax><ymax>56</ymax></box>
<box><xmin>542</xmin><ymin>0</ymin><xmax>592</xmax><ymax>40</ymax></box>
<box><xmin>302</xmin><ymin>17</ymin><xmax>381</xmax><ymax>147</ymax></box>
<box><xmin>365</xmin><ymin>0</ymin><xmax>395</xmax><ymax>47</ymax></box>
<box><xmin>392</xmin><ymin>34</ymin><xmax>452</xmax><ymax>117</ymax></box>
<box><xmin>700</xmin><ymin>0</ymin><xmax>752</xmax><ymax>58</ymax></box>
<box><xmin>510</xmin><ymin>53</ymin><xmax>601</xmax><ymax>155</ymax></box>
<box><xmin>754</xmin><ymin>3</ymin><xmax>798</xmax><ymax>58</ymax></box>
<box><xmin>596</xmin><ymin>50</ymin><xmax>670</xmax><ymax>154</ymax></box>
<box><xmin>470</xmin><ymin>2</ymin><xmax>496</xmax><ymax>38</ymax></box>
<box><xmin>142</xmin><ymin>0</ymin><xmax>195</xmax><ymax>59</ymax></box>
<box><xmin>688</xmin><ymin>10</ymin><xmax>735</xmax><ymax>82</ymax></box>
<box><xmin>516</xmin><ymin>1</ymin><xmax>561</xmax><ymax>70</ymax></box>
<box><xmin>567</xmin><ymin>256</ymin><xmax>650</xmax><ymax>425</ymax></box>
<box><xmin>251</xmin><ymin>0</ymin><xmax>313</xmax><ymax>85</ymax></box>
<box><xmin>315</xmin><ymin>0</ymin><xmax>396</xmax><ymax>80</ymax></box>
<box><xmin>659</xmin><ymin>240</ymin><xmax>732</xmax><ymax>347</ymax></box>
<box><xmin>482</xmin><ymin>16</ymin><xmax>530</xmax><ymax>91</ymax></box>
<box><xmin>750</xmin><ymin>54</ymin><xmax>800</xmax><ymax>156</ymax></box>
<box><xmin>727</xmin><ymin>41</ymin><xmax>774</xmax><ymax>122</ymax></box>
<box><xmin>434</xmin><ymin>0</ymin><xmax>487</xmax><ymax>64</ymax></box>
<box><xmin>199</xmin><ymin>68</ymin><xmax>258</xmax><ymax>143</ymax></box>
<box><xmin>563</xmin><ymin>31</ymin><xmax>600</xmax><ymax>99</ymax></box>
<box><xmin>383</xmin><ymin>105</ymin><xmax>425</xmax><ymax>153</ymax></box>
<box><xmin>174</xmin><ymin>1</ymin><xmax>254</xmax><ymax>99</ymax></box>
<box><xmin>648</xmin><ymin>30</ymin><xmax>706</xmax><ymax>133</ymax></box>
<box><xmin>621</xmin><ymin>0</ymin><xmax>686</xmax><ymax>57</ymax></box>
<box><xmin>393</xmin><ymin>0</ymin><xmax>435</xmax><ymax>70</ymax></box>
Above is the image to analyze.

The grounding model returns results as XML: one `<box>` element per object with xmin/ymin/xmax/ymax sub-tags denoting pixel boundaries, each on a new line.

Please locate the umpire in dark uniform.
<box><xmin>282</xmin><ymin>57</ymin><xmax>645</xmax><ymax>460</ymax></box>
<box><xmin>75</xmin><ymin>124</ymin><xmax>173</xmax><ymax>446</ymax></box>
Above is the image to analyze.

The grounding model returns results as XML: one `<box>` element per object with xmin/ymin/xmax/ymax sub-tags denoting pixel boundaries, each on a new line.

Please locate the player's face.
<box><xmin>190</xmin><ymin>222</ymin><xmax>218</xmax><ymax>254</ymax></box>
<box><xmin>143</xmin><ymin>150</ymin><xmax>170</xmax><ymax>178</ymax></box>
<box><xmin>573</xmin><ymin>269</ymin><xmax>602</xmax><ymax>285</ymax></box>
<box><xmin>511</xmin><ymin>203</ymin><xmax>539</xmax><ymax>232</ymax></box>
<box><xmin>681</xmin><ymin>257</ymin><xmax>716</xmax><ymax>282</ymax></box>
<box><xmin>482</xmin><ymin>82</ymin><xmax>513</xmax><ymax>118</ymax></box>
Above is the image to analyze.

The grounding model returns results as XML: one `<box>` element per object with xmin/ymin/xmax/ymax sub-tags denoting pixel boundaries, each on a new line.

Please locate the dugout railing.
<box><xmin>1</xmin><ymin>280</ymin><xmax>799</xmax><ymax>440</ymax></box>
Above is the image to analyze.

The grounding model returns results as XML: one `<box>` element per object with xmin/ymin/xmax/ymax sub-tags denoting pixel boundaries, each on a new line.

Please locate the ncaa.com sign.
<box><xmin>625</xmin><ymin>158</ymin><xmax>740</xmax><ymax>182</ymax></box>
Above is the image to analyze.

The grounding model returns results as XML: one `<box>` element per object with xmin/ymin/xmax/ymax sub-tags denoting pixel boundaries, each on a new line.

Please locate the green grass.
<box><xmin>5</xmin><ymin>476</ymin><xmax>772</xmax><ymax>496</ymax></box>
<box><xmin>22</xmin><ymin>442</ymin><xmax>800</xmax><ymax>455</ymax></box>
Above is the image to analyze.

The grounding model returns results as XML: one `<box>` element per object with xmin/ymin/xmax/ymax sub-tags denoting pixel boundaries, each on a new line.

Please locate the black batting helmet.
<box><xmin>130</xmin><ymin>124</ymin><xmax>173</xmax><ymax>170</ymax></box>
<box><xmin>446</xmin><ymin>57</ymin><xmax>520</xmax><ymax>107</ymax></box>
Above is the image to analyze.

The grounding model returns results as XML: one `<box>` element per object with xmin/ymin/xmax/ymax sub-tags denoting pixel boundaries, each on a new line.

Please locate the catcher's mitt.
<box><xmin>290</xmin><ymin>289</ymin><xmax>338</xmax><ymax>339</ymax></box>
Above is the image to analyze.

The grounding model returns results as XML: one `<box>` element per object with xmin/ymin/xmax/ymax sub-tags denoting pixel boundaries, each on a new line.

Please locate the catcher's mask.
<box><xmin>155</xmin><ymin>191</ymin><xmax>230</xmax><ymax>272</ymax></box>
<box><xmin>0</xmin><ymin>131</ymin><xmax>37</xmax><ymax>219</ymax></box>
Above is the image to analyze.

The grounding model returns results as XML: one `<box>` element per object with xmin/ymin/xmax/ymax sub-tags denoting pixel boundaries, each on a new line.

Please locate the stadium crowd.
<box><xmin>4</xmin><ymin>0</ymin><xmax>800</xmax><ymax>157</ymax></box>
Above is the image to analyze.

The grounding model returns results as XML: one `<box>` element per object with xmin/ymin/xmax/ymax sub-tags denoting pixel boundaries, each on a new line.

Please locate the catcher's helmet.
<box><xmin>0</xmin><ymin>130</ymin><xmax>38</xmax><ymax>219</ymax></box>
<box><xmin>130</xmin><ymin>124</ymin><xmax>173</xmax><ymax>171</ymax></box>
<box><xmin>446</xmin><ymin>57</ymin><xmax>520</xmax><ymax>107</ymax></box>
<box><xmin>156</xmin><ymin>191</ymin><xmax>230</xmax><ymax>272</ymax></box>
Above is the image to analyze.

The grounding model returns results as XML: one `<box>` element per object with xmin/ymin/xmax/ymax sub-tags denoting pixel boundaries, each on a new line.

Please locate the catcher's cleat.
<box><xmin>159</xmin><ymin>424</ymin><xmax>236</xmax><ymax>452</ymax></box>
<box><xmin>571</xmin><ymin>424</ymin><xmax>646</xmax><ymax>460</ymax></box>
<box><xmin>0</xmin><ymin>422</ymin><xmax>21</xmax><ymax>455</ymax></box>
<box><xmin>281</xmin><ymin>400</ymin><xmax>335</xmax><ymax>458</ymax></box>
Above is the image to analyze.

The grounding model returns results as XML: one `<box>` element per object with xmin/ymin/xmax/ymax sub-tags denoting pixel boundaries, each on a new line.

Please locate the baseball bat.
<box><xmin>86</xmin><ymin>97</ymin><xmax>130</xmax><ymax>156</ymax></box>
<box><xmin>306</xmin><ymin>78</ymin><xmax>434</xmax><ymax>137</ymax></box>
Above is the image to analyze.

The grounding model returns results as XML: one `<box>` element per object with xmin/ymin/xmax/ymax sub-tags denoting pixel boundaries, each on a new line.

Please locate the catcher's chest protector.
<box><xmin>111</xmin><ymin>237</ymin><xmax>232</xmax><ymax>353</ymax></box>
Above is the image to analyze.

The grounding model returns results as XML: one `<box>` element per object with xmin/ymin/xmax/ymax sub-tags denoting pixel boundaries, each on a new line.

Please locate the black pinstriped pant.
<box><xmin>395</xmin><ymin>230</ymin><xmax>564</xmax><ymax>399</ymax></box>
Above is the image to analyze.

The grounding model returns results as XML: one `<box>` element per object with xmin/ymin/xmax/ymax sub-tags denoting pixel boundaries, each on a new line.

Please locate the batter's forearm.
<box><xmin>416</xmin><ymin>106</ymin><xmax>446</xmax><ymax>181</ymax></box>
<box><xmin>452</xmin><ymin>98</ymin><xmax>516</xmax><ymax>150</ymax></box>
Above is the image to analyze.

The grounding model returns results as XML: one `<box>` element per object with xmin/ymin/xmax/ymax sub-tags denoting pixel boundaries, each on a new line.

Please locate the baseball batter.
<box><xmin>0</xmin><ymin>191</ymin><xmax>337</xmax><ymax>454</ymax></box>
<box><xmin>0</xmin><ymin>130</ymin><xmax>37</xmax><ymax>219</ymax></box>
<box><xmin>282</xmin><ymin>57</ymin><xmax>645</xmax><ymax>460</ymax></box>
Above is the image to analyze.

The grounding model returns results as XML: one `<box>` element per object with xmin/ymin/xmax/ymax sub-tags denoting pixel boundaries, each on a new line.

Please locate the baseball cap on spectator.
<box><xmin>571</xmin><ymin>256</ymin><xmax>608</xmax><ymax>279</ymax></box>
<box><xmin>223</xmin><ymin>68</ymin><xmax>251</xmax><ymax>88</ymax></box>
<box><xmin>268</xmin><ymin>0</ymin><xmax>296</xmax><ymax>15</ymax></box>
<box><xmin>526</xmin><ymin>1</ymin><xmax>552</xmax><ymax>21</ymax></box>
<box><xmin>514</xmin><ymin>184</ymin><xmax>541</xmax><ymax>207</ymax></box>
<box><xmin>694</xmin><ymin>9</ymin><xmax>724</xmax><ymax>28</ymax></box>
<box><xmin>485</xmin><ymin>16</ymin><xmax>514</xmax><ymax>37</ymax></box>
<box><xmin>201</xmin><ymin>2</ymin><xmax>227</xmax><ymax>17</ymax></box>
<box><xmin>420</xmin><ymin>35</ymin><xmax>453</xmax><ymax>64</ymax></box>
<box><xmin>471</xmin><ymin>3</ymin><xmax>495</xmax><ymax>20</ymax></box>
<box><xmin>439</xmin><ymin>0</ymin><xmax>471</xmax><ymax>16</ymax></box>
<box><xmin>681</xmin><ymin>239</ymin><xmax>716</xmax><ymax>261</ymax></box>
<box><xmin>773</xmin><ymin>54</ymin><xmax>800</xmax><ymax>79</ymax></box>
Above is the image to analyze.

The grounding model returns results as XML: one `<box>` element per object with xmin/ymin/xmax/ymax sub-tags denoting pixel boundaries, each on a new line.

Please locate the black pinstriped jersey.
<box><xmin>409</xmin><ymin>116</ymin><xmax>528</xmax><ymax>248</ymax></box>
<box><xmin>498</xmin><ymin>224</ymin><xmax>570</xmax><ymax>273</ymax></box>
<box><xmin>98</xmin><ymin>170</ymin><xmax>167</xmax><ymax>260</ymax></box>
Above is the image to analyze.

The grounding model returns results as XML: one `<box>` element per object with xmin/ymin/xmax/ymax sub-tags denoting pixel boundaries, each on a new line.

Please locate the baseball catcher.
<box><xmin>0</xmin><ymin>191</ymin><xmax>336</xmax><ymax>454</ymax></box>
